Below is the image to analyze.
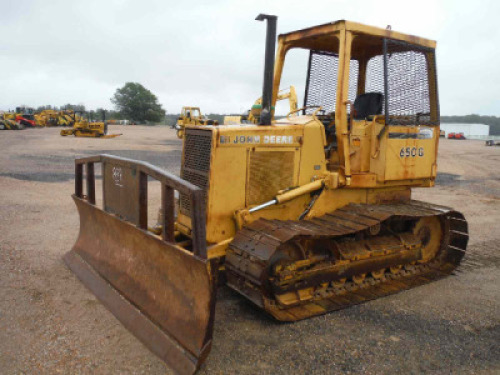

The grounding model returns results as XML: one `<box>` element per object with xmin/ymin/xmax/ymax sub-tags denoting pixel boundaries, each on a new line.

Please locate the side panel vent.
<box><xmin>246</xmin><ymin>151</ymin><xmax>295</xmax><ymax>206</ymax></box>
<box><xmin>180</xmin><ymin>129</ymin><xmax>212</xmax><ymax>215</ymax></box>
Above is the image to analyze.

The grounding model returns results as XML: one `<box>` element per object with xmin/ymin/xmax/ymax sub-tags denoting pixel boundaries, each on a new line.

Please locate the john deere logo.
<box><xmin>112</xmin><ymin>166</ymin><xmax>123</xmax><ymax>187</ymax></box>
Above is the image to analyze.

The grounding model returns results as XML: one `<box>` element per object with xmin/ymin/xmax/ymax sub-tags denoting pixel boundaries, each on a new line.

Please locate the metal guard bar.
<box><xmin>74</xmin><ymin>154</ymin><xmax>207</xmax><ymax>259</ymax></box>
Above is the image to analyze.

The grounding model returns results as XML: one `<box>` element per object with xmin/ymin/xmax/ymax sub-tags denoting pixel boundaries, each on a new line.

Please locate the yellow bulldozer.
<box><xmin>64</xmin><ymin>15</ymin><xmax>468</xmax><ymax>374</ymax></box>
<box><xmin>175</xmin><ymin>106</ymin><xmax>219</xmax><ymax>138</ymax></box>
<box><xmin>224</xmin><ymin>85</ymin><xmax>298</xmax><ymax>125</ymax></box>
<box><xmin>61</xmin><ymin>111</ymin><xmax>121</xmax><ymax>138</ymax></box>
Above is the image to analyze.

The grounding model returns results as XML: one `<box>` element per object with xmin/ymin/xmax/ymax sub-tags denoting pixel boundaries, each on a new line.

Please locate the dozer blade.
<box><xmin>64</xmin><ymin>155</ymin><xmax>216</xmax><ymax>375</ymax></box>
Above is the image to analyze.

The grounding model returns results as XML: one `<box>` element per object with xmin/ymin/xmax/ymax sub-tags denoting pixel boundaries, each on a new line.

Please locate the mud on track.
<box><xmin>0</xmin><ymin>126</ymin><xmax>499</xmax><ymax>374</ymax></box>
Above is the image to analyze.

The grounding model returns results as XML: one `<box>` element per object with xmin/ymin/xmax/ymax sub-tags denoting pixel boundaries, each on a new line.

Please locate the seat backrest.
<box><xmin>353</xmin><ymin>92</ymin><xmax>384</xmax><ymax>120</ymax></box>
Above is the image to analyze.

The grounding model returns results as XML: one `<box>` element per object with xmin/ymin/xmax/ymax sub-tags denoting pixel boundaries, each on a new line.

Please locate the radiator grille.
<box><xmin>246</xmin><ymin>151</ymin><xmax>295</xmax><ymax>206</ymax></box>
<box><xmin>180</xmin><ymin>129</ymin><xmax>212</xmax><ymax>215</ymax></box>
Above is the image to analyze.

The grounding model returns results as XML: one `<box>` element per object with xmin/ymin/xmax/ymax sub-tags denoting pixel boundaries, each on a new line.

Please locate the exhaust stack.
<box><xmin>256</xmin><ymin>14</ymin><xmax>277</xmax><ymax>125</ymax></box>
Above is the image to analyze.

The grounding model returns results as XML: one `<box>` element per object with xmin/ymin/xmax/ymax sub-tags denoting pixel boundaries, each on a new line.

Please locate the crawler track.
<box><xmin>226</xmin><ymin>200</ymin><xmax>468</xmax><ymax>321</ymax></box>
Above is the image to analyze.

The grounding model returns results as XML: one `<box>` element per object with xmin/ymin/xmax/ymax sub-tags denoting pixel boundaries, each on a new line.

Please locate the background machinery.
<box><xmin>60</xmin><ymin>111</ymin><xmax>121</xmax><ymax>138</ymax></box>
<box><xmin>15</xmin><ymin>107</ymin><xmax>37</xmax><ymax>127</ymax></box>
<box><xmin>34</xmin><ymin>113</ymin><xmax>47</xmax><ymax>127</ymax></box>
<box><xmin>57</xmin><ymin>110</ymin><xmax>77</xmax><ymax>127</ymax></box>
<box><xmin>175</xmin><ymin>106</ymin><xmax>219</xmax><ymax>138</ymax></box>
<box><xmin>16</xmin><ymin>113</ymin><xmax>36</xmax><ymax>127</ymax></box>
<box><xmin>65</xmin><ymin>15</ymin><xmax>469</xmax><ymax>374</ymax></box>
<box><xmin>0</xmin><ymin>112</ymin><xmax>24</xmax><ymax>130</ymax></box>
<box><xmin>224</xmin><ymin>85</ymin><xmax>298</xmax><ymax>125</ymax></box>
<box><xmin>35</xmin><ymin>110</ymin><xmax>59</xmax><ymax>127</ymax></box>
<box><xmin>447</xmin><ymin>132</ymin><xmax>466</xmax><ymax>140</ymax></box>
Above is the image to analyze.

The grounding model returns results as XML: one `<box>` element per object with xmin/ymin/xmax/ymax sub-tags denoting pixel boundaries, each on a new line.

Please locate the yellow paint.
<box><xmin>223</xmin><ymin>85</ymin><xmax>299</xmax><ymax>125</ymax></box>
<box><xmin>60</xmin><ymin>117</ymin><xmax>111</xmax><ymax>138</ymax></box>
<box><xmin>275</xmin><ymin>180</ymin><xmax>324</xmax><ymax>204</ymax></box>
<box><xmin>175</xmin><ymin>106</ymin><xmax>218</xmax><ymax>138</ymax></box>
<box><xmin>174</xmin><ymin>20</ymin><xmax>441</xmax><ymax>258</ymax></box>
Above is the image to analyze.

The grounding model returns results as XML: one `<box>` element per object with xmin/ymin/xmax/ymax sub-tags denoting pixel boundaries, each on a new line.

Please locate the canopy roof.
<box><xmin>278</xmin><ymin>20</ymin><xmax>436</xmax><ymax>59</ymax></box>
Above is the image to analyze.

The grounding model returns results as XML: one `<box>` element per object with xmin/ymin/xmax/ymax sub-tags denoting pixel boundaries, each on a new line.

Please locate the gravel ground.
<box><xmin>0</xmin><ymin>126</ymin><xmax>499</xmax><ymax>374</ymax></box>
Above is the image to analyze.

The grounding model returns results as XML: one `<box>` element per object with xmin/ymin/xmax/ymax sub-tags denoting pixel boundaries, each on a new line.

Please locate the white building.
<box><xmin>440</xmin><ymin>123</ymin><xmax>489</xmax><ymax>138</ymax></box>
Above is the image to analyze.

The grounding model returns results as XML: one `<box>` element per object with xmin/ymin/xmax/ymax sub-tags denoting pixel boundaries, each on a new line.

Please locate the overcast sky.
<box><xmin>0</xmin><ymin>0</ymin><xmax>498</xmax><ymax>116</ymax></box>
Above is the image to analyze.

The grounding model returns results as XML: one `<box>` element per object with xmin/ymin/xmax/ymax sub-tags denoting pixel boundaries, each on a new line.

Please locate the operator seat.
<box><xmin>353</xmin><ymin>92</ymin><xmax>384</xmax><ymax>120</ymax></box>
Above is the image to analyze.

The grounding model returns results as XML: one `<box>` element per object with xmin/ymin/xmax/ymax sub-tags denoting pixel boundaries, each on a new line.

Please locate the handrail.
<box><xmin>74</xmin><ymin>154</ymin><xmax>207</xmax><ymax>259</ymax></box>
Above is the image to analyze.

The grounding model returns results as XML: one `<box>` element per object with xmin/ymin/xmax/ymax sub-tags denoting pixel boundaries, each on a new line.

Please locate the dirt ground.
<box><xmin>0</xmin><ymin>125</ymin><xmax>499</xmax><ymax>374</ymax></box>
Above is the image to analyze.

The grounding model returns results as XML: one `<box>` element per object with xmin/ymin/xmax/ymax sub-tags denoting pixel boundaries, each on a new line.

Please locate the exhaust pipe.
<box><xmin>256</xmin><ymin>14</ymin><xmax>277</xmax><ymax>125</ymax></box>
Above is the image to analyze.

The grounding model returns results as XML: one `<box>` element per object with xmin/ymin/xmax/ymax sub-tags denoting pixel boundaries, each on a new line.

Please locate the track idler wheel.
<box><xmin>413</xmin><ymin>216</ymin><xmax>443</xmax><ymax>263</ymax></box>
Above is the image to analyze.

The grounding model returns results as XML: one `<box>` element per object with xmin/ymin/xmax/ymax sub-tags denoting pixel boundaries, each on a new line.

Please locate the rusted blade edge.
<box><xmin>64</xmin><ymin>250</ymin><xmax>208</xmax><ymax>375</ymax></box>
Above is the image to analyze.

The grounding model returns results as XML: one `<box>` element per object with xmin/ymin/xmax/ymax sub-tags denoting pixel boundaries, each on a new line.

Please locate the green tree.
<box><xmin>111</xmin><ymin>82</ymin><xmax>165</xmax><ymax>123</ymax></box>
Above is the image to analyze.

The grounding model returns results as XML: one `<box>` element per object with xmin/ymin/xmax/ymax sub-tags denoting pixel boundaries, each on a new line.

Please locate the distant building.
<box><xmin>440</xmin><ymin>123</ymin><xmax>489</xmax><ymax>138</ymax></box>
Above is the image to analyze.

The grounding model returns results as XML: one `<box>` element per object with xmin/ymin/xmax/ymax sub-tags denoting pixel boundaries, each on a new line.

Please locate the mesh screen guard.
<box><xmin>383</xmin><ymin>39</ymin><xmax>439</xmax><ymax>125</ymax></box>
<box><xmin>302</xmin><ymin>39</ymin><xmax>438</xmax><ymax>125</ymax></box>
<box><xmin>304</xmin><ymin>51</ymin><xmax>358</xmax><ymax>114</ymax></box>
